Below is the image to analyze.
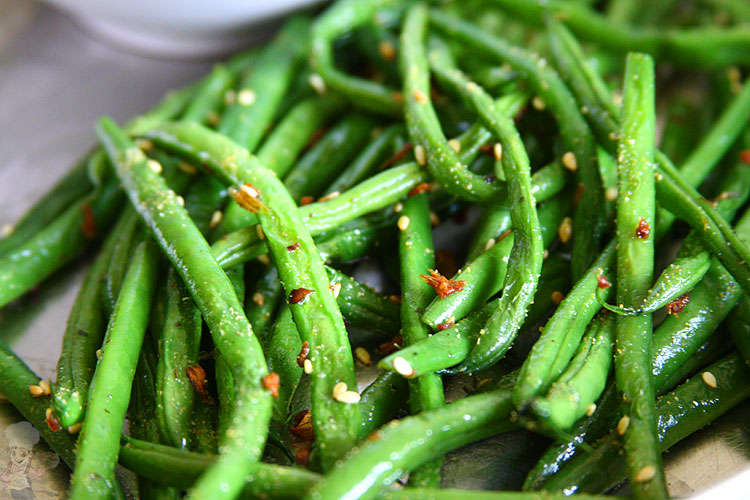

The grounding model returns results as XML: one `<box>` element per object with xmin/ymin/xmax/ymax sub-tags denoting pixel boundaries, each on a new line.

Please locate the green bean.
<box><xmin>0</xmin><ymin>173</ymin><xmax>122</xmax><ymax>309</ymax></box>
<box><xmin>396</xmin><ymin>191</ymin><xmax>446</xmax><ymax>487</ymax></box>
<box><xmin>430</xmin><ymin>9</ymin><xmax>605</xmax><ymax>279</ymax></box>
<box><xmin>70</xmin><ymin>240</ymin><xmax>162</xmax><ymax>500</ymax></box>
<box><xmin>52</xmin><ymin>210</ymin><xmax>135</xmax><ymax>429</ymax></box>
<box><xmin>96</xmin><ymin>117</ymin><xmax>272</xmax><ymax>500</ymax></box>
<box><xmin>245</xmin><ymin>264</ymin><xmax>284</xmax><ymax>345</ymax></box>
<box><xmin>148</xmin><ymin>121</ymin><xmax>358</xmax><ymax>471</ymax></box>
<box><xmin>310</xmin><ymin>0</ymin><xmax>403</xmax><ymax>115</ymax></box>
<box><xmin>104</xmin><ymin>208</ymin><xmax>142</xmax><ymax>313</ymax></box>
<box><xmin>218</xmin><ymin>17</ymin><xmax>309</xmax><ymax>151</ymax></box>
<box><xmin>358</xmin><ymin>371</ymin><xmax>409</xmax><ymax>440</ymax></box>
<box><xmin>530</xmin><ymin>313</ymin><xmax>614</xmax><ymax>434</ymax></box>
<box><xmin>466</xmin><ymin>161</ymin><xmax>568</xmax><ymax>260</ymax></box>
<box><xmin>539</xmin><ymin>351</ymin><xmax>750</xmax><ymax>494</ymax></box>
<box><xmin>184</xmin><ymin>176</ymin><xmax>227</xmax><ymax>236</ymax></box>
<box><xmin>316</xmin><ymin>215</ymin><xmax>393</xmax><ymax>265</ymax></box>
<box><xmin>182</xmin><ymin>64</ymin><xmax>235</xmax><ymax>126</ymax></box>
<box><xmin>284</xmin><ymin>114</ymin><xmax>380</xmax><ymax>201</ymax></box>
<box><xmin>326</xmin><ymin>124</ymin><xmax>406</xmax><ymax>194</ymax></box>
<box><xmin>0</xmin><ymin>157</ymin><xmax>93</xmax><ymax>257</ymax></box>
<box><xmin>611</xmin><ymin>52</ymin><xmax>665</xmax><ymax>500</ymax></box>
<box><xmin>266</xmin><ymin>306</ymin><xmax>303</xmax><ymax>424</ymax></box>
<box><xmin>422</xmin><ymin>195</ymin><xmax>568</xmax><ymax>329</ymax></box>
<box><xmin>488</xmin><ymin>0</ymin><xmax>750</xmax><ymax>67</ymax></box>
<box><xmin>354</xmin><ymin>20</ymin><xmax>401</xmax><ymax>83</ymax></box>
<box><xmin>255</xmin><ymin>96</ymin><xmax>344</xmax><ymax>178</ymax></box>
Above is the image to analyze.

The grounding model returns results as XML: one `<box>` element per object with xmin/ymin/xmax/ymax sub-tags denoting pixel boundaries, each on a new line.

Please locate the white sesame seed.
<box><xmin>237</xmin><ymin>89</ymin><xmax>257</xmax><ymax>106</ymax></box>
<box><xmin>176</xmin><ymin>196</ymin><xmax>185</xmax><ymax>207</ymax></box>
<box><xmin>559</xmin><ymin>217</ymin><xmax>573</xmax><ymax>244</ymax></box>
<box><xmin>398</xmin><ymin>215</ymin><xmax>410</xmax><ymax>231</ymax></box>
<box><xmin>67</xmin><ymin>422</ymin><xmax>83</xmax><ymax>434</ymax></box>
<box><xmin>252</xmin><ymin>292</ymin><xmax>265</xmax><ymax>307</ymax></box>
<box><xmin>448</xmin><ymin>139</ymin><xmax>461</xmax><ymax>153</ymax></box>
<box><xmin>1</xmin><ymin>224</ymin><xmax>14</xmax><ymax>237</ymax></box>
<box><xmin>331</xmin><ymin>282</ymin><xmax>342</xmax><ymax>298</ymax></box>
<box><xmin>146</xmin><ymin>159</ymin><xmax>163</xmax><ymax>174</ymax></box>
<box><xmin>319</xmin><ymin>191</ymin><xmax>341</xmax><ymax>202</ymax></box>
<box><xmin>332</xmin><ymin>381</ymin><xmax>348</xmax><ymax>398</ymax></box>
<box><xmin>634</xmin><ymin>465</ymin><xmax>656</xmax><ymax>483</ymax></box>
<box><xmin>561</xmin><ymin>152</ymin><xmax>578</xmax><ymax>172</ymax></box>
<box><xmin>38</xmin><ymin>380</ymin><xmax>51</xmax><ymax>396</ymax></box>
<box><xmin>209</xmin><ymin>210</ymin><xmax>223</xmax><ymax>229</ymax></box>
<box><xmin>493</xmin><ymin>143</ymin><xmax>503</xmax><ymax>162</ymax></box>
<box><xmin>309</xmin><ymin>73</ymin><xmax>327</xmax><ymax>95</ymax></box>
<box><xmin>354</xmin><ymin>347</ymin><xmax>371</xmax><ymax>366</ymax></box>
<box><xmin>485</xmin><ymin>238</ymin><xmax>496</xmax><ymax>251</ymax></box>
<box><xmin>303</xmin><ymin>359</ymin><xmax>313</xmax><ymax>374</ymax></box>
<box><xmin>258</xmin><ymin>254</ymin><xmax>271</xmax><ymax>265</ymax></box>
<box><xmin>394</xmin><ymin>202</ymin><xmax>403</xmax><ymax>213</ymax></box>
<box><xmin>178</xmin><ymin>161</ymin><xmax>198</xmax><ymax>175</ymax></box>
<box><xmin>414</xmin><ymin>145</ymin><xmax>427</xmax><ymax>166</ymax></box>
<box><xmin>606</xmin><ymin>187</ymin><xmax>619</xmax><ymax>201</ymax></box>
<box><xmin>28</xmin><ymin>385</ymin><xmax>44</xmax><ymax>397</ymax></box>
<box><xmin>701</xmin><ymin>371</ymin><xmax>718</xmax><ymax>389</ymax></box>
<box><xmin>392</xmin><ymin>356</ymin><xmax>415</xmax><ymax>378</ymax></box>
<box><xmin>586</xmin><ymin>403</ymin><xmax>597</xmax><ymax>416</ymax></box>
<box><xmin>429</xmin><ymin>211</ymin><xmax>440</xmax><ymax>226</ymax></box>
<box><xmin>96</xmin><ymin>349</ymin><xmax>102</xmax><ymax>359</ymax></box>
<box><xmin>335</xmin><ymin>390</ymin><xmax>361</xmax><ymax>404</ymax></box>
<box><xmin>616</xmin><ymin>415</ymin><xmax>630</xmax><ymax>436</ymax></box>
<box><xmin>134</xmin><ymin>138</ymin><xmax>153</xmax><ymax>151</ymax></box>
<box><xmin>532</xmin><ymin>96</ymin><xmax>546</xmax><ymax>110</ymax></box>
<box><xmin>256</xmin><ymin>225</ymin><xmax>265</xmax><ymax>240</ymax></box>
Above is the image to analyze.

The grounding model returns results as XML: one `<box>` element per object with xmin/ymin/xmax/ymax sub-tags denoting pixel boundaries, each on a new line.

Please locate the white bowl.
<box><xmin>43</xmin><ymin>0</ymin><xmax>324</xmax><ymax>58</ymax></box>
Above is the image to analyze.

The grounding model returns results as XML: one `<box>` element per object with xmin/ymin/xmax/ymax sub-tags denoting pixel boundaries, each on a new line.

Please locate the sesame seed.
<box><xmin>414</xmin><ymin>145</ymin><xmax>427</xmax><ymax>166</ymax></box>
<box><xmin>413</xmin><ymin>89</ymin><xmax>428</xmax><ymax>103</ymax></box>
<box><xmin>303</xmin><ymin>359</ymin><xmax>313</xmax><ymax>374</ymax></box>
<box><xmin>429</xmin><ymin>211</ymin><xmax>440</xmax><ymax>226</ymax></box>
<box><xmin>45</xmin><ymin>407</ymin><xmax>55</xmax><ymax>420</ymax></box>
<box><xmin>551</xmin><ymin>291</ymin><xmax>565</xmax><ymax>305</ymax></box>
<box><xmin>559</xmin><ymin>217</ymin><xmax>573</xmax><ymax>244</ymax></box>
<box><xmin>28</xmin><ymin>385</ymin><xmax>44</xmax><ymax>397</ymax></box>
<box><xmin>616</xmin><ymin>415</ymin><xmax>630</xmax><ymax>436</ymax></box>
<box><xmin>354</xmin><ymin>347</ymin><xmax>371</xmax><ymax>366</ymax></box>
<box><xmin>701</xmin><ymin>371</ymin><xmax>717</xmax><ymax>389</ymax></box>
<box><xmin>309</xmin><ymin>73</ymin><xmax>327</xmax><ymax>95</ymax></box>
<box><xmin>318</xmin><ymin>191</ymin><xmax>340</xmax><ymax>202</ymax></box>
<box><xmin>634</xmin><ymin>465</ymin><xmax>656</xmax><ymax>483</ymax></box>
<box><xmin>393</xmin><ymin>356</ymin><xmax>415</xmax><ymax>378</ymax></box>
<box><xmin>258</xmin><ymin>254</ymin><xmax>271</xmax><ymax>265</ymax></box>
<box><xmin>448</xmin><ymin>139</ymin><xmax>461</xmax><ymax>153</ymax></box>
<box><xmin>331</xmin><ymin>282</ymin><xmax>342</xmax><ymax>298</ymax></box>
<box><xmin>224</xmin><ymin>89</ymin><xmax>236</xmax><ymax>105</ymax></box>
<box><xmin>176</xmin><ymin>196</ymin><xmax>185</xmax><ymax>207</ymax></box>
<box><xmin>178</xmin><ymin>161</ymin><xmax>198</xmax><ymax>175</ymax></box>
<box><xmin>606</xmin><ymin>187</ymin><xmax>618</xmax><ymax>201</ymax></box>
<box><xmin>252</xmin><ymin>292</ymin><xmax>265</xmax><ymax>307</ymax></box>
<box><xmin>586</xmin><ymin>403</ymin><xmax>597</xmax><ymax>416</ymax></box>
<box><xmin>1</xmin><ymin>224</ymin><xmax>14</xmax><ymax>237</ymax></box>
<box><xmin>67</xmin><ymin>422</ymin><xmax>83</xmax><ymax>434</ymax></box>
<box><xmin>335</xmin><ymin>390</ymin><xmax>361</xmax><ymax>404</ymax></box>
<box><xmin>134</xmin><ymin>138</ymin><xmax>153</xmax><ymax>151</ymax></box>
<box><xmin>96</xmin><ymin>349</ymin><xmax>102</xmax><ymax>359</ymax></box>
<box><xmin>378</xmin><ymin>41</ymin><xmax>395</xmax><ymax>60</ymax></box>
<box><xmin>532</xmin><ymin>96</ymin><xmax>546</xmax><ymax>110</ymax></box>
<box><xmin>398</xmin><ymin>215</ymin><xmax>411</xmax><ymax>231</ymax></box>
<box><xmin>485</xmin><ymin>238</ymin><xmax>496</xmax><ymax>251</ymax></box>
<box><xmin>333</xmin><ymin>382</ymin><xmax>348</xmax><ymax>398</ymax></box>
<box><xmin>394</xmin><ymin>202</ymin><xmax>403</xmax><ymax>213</ymax></box>
<box><xmin>561</xmin><ymin>152</ymin><xmax>578</xmax><ymax>172</ymax></box>
<box><xmin>493</xmin><ymin>143</ymin><xmax>503</xmax><ymax>162</ymax></box>
<box><xmin>39</xmin><ymin>380</ymin><xmax>51</xmax><ymax>396</ymax></box>
<box><xmin>146</xmin><ymin>159</ymin><xmax>163</xmax><ymax>174</ymax></box>
<box><xmin>237</xmin><ymin>89</ymin><xmax>256</xmax><ymax>106</ymax></box>
<box><xmin>256</xmin><ymin>225</ymin><xmax>265</xmax><ymax>240</ymax></box>
<box><xmin>209</xmin><ymin>210</ymin><xmax>223</xmax><ymax>229</ymax></box>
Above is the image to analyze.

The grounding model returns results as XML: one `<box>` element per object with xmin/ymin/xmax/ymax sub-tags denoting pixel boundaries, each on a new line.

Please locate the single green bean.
<box><xmin>182</xmin><ymin>64</ymin><xmax>234</xmax><ymax>126</ymax></box>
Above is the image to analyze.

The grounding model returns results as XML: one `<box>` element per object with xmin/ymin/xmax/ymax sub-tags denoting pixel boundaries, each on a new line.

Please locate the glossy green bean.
<box><xmin>182</xmin><ymin>64</ymin><xmax>234</xmax><ymax>126</ymax></box>
<box><xmin>310</xmin><ymin>0</ymin><xmax>402</xmax><ymax>115</ymax></box>
<box><xmin>429</xmin><ymin>9</ymin><xmax>605</xmax><ymax>279</ymax></box>
<box><xmin>96</xmin><ymin>117</ymin><xmax>272</xmax><ymax>500</ymax></box>
<box><xmin>266</xmin><ymin>306</ymin><xmax>303</xmax><ymax>424</ymax></box>
<box><xmin>245</xmin><ymin>264</ymin><xmax>284</xmax><ymax>345</ymax></box>
<box><xmin>358</xmin><ymin>371</ymin><xmax>409</xmax><ymax>440</ymax></box>
<box><xmin>70</xmin><ymin>240</ymin><xmax>161</xmax><ymax>500</ymax></box>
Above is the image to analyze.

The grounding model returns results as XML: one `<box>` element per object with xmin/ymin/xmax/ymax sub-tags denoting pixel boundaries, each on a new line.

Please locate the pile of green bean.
<box><xmin>3</xmin><ymin>0</ymin><xmax>750</xmax><ymax>498</ymax></box>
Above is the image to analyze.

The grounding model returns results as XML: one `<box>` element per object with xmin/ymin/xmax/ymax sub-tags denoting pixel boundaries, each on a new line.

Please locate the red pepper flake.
<box><xmin>740</xmin><ymin>150</ymin><xmax>750</xmax><ymax>165</ymax></box>
<box><xmin>81</xmin><ymin>204</ymin><xmax>96</xmax><ymax>239</ymax></box>
<box><xmin>408</xmin><ymin>182</ymin><xmax>432</xmax><ymax>197</ymax></box>
<box><xmin>387</xmin><ymin>295</ymin><xmax>401</xmax><ymax>304</ymax></box>
<box><xmin>295</xmin><ymin>443</ymin><xmax>312</xmax><ymax>465</ymax></box>
<box><xmin>498</xmin><ymin>228</ymin><xmax>513</xmax><ymax>242</ymax></box>
<box><xmin>290</xmin><ymin>410</ymin><xmax>315</xmax><ymax>441</ymax></box>
<box><xmin>666</xmin><ymin>293</ymin><xmax>690</xmax><ymax>317</ymax></box>
<box><xmin>286</xmin><ymin>242</ymin><xmax>301</xmax><ymax>252</ymax></box>
<box><xmin>635</xmin><ymin>217</ymin><xmax>650</xmax><ymax>239</ymax></box>
<box><xmin>597</xmin><ymin>275</ymin><xmax>612</xmax><ymax>290</ymax></box>
<box><xmin>300</xmin><ymin>196</ymin><xmax>315</xmax><ymax>206</ymax></box>
<box><xmin>186</xmin><ymin>364</ymin><xmax>214</xmax><ymax>405</ymax></box>
<box><xmin>230</xmin><ymin>183</ymin><xmax>266</xmax><ymax>213</ymax></box>
<box><xmin>480</xmin><ymin>143</ymin><xmax>494</xmax><ymax>157</ymax></box>
<box><xmin>419</xmin><ymin>269</ymin><xmax>466</xmax><ymax>299</ymax></box>
<box><xmin>296</xmin><ymin>341</ymin><xmax>310</xmax><ymax>367</ymax></box>
<box><xmin>289</xmin><ymin>288</ymin><xmax>314</xmax><ymax>304</ymax></box>
<box><xmin>378</xmin><ymin>334</ymin><xmax>402</xmax><ymax>355</ymax></box>
<box><xmin>45</xmin><ymin>409</ymin><xmax>62</xmax><ymax>432</ymax></box>
<box><xmin>436</xmin><ymin>320</ymin><xmax>455</xmax><ymax>331</ymax></box>
<box><xmin>305</xmin><ymin>128</ymin><xmax>327</xmax><ymax>151</ymax></box>
<box><xmin>379</xmin><ymin>143</ymin><xmax>413</xmax><ymax>171</ymax></box>
<box><xmin>574</xmin><ymin>183</ymin><xmax>586</xmax><ymax>206</ymax></box>
<box><xmin>262</xmin><ymin>372</ymin><xmax>280</xmax><ymax>398</ymax></box>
